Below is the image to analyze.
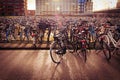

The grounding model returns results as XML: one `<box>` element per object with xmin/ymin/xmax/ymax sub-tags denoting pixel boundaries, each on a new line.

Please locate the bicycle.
<box><xmin>50</xmin><ymin>27</ymin><xmax>75</xmax><ymax>64</ymax></box>
<box><xmin>103</xmin><ymin>29</ymin><xmax>120</xmax><ymax>55</ymax></box>
<box><xmin>73</xmin><ymin>30</ymin><xmax>89</xmax><ymax>62</ymax></box>
<box><xmin>94</xmin><ymin>27</ymin><xmax>117</xmax><ymax>61</ymax></box>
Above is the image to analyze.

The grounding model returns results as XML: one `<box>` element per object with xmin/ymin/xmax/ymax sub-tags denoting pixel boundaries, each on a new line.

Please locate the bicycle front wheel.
<box><xmin>82</xmin><ymin>49</ymin><xmax>87</xmax><ymax>62</ymax></box>
<box><xmin>102</xmin><ymin>41</ymin><xmax>111</xmax><ymax>61</ymax></box>
<box><xmin>50</xmin><ymin>42</ymin><xmax>63</xmax><ymax>64</ymax></box>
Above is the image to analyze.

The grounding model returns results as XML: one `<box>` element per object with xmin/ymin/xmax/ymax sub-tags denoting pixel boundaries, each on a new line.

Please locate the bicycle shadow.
<box><xmin>50</xmin><ymin>55</ymin><xmax>71</xmax><ymax>80</ymax></box>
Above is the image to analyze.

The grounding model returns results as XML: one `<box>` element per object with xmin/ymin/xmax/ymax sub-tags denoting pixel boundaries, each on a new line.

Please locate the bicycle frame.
<box><xmin>103</xmin><ymin>30</ymin><xmax>120</xmax><ymax>48</ymax></box>
<box><xmin>80</xmin><ymin>39</ymin><xmax>87</xmax><ymax>49</ymax></box>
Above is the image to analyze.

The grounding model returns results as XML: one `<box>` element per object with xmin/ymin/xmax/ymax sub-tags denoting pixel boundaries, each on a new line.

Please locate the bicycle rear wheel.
<box><xmin>102</xmin><ymin>41</ymin><xmax>111</xmax><ymax>61</ymax></box>
<box><xmin>50</xmin><ymin>42</ymin><xmax>63</xmax><ymax>64</ymax></box>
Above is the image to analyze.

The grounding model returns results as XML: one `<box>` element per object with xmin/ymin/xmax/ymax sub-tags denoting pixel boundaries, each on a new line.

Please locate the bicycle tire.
<box><xmin>82</xmin><ymin>49</ymin><xmax>87</xmax><ymax>62</ymax></box>
<box><xmin>94</xmin><ymin>38</ymin><xmax>102</xmax><ymax>50</ymax></box>
<box><xmin>102</xmin><ymin>41</ymin><xmax>111</xmax><ymax>61</ymax></box>
<box><xmin>50</xmin><ymin>41</ymin><xmax>63</xmax><ymax>64</ymax></box>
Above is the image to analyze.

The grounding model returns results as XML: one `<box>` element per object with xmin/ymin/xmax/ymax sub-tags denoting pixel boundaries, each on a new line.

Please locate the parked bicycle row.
<box><xmin>48</xmin><ymin>16</ymin><xmax>120</xmax><ymax>63</ymax></box>
<box><xmin>50</xmin><ymin>24</ymin><xmax>120</xmax><ymax>63</ymax></box>
<box><xmin>0</xmin><ymin>16</ymin><xmax>120</xmax><ymax>49</ymax></box>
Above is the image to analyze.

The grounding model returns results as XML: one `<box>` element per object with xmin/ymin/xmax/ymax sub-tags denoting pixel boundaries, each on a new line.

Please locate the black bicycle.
<box><xmin>50</xmin><ymin>27</ymin><xmax>75</xmax><ymax>64</ymax></box>
<box><xmin>73</xmin><ymin>30</ymin><xmax>89</xmax><ymax>62</ymax></box>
